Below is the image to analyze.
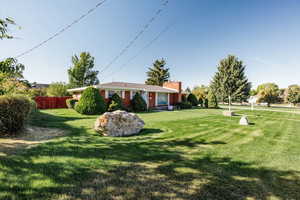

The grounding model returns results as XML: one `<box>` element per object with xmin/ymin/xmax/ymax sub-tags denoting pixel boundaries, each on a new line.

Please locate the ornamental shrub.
<box><xmin>131</xmin><ymin>93</ymin><xmax>147</xmax><ymax>112</ymax></box>
<box><xmin>207</xmin><ymin>90</ymin><xmax>218</xmax><ymax>108</ymax></box>
<box><xmin>0</xmin><ymin>95</ymin><xmax>32</xmax><ymax>135</ymax></box>
<box><xmin>108</xmin><ymin>93</ymin><xmax>123</xmax><ymax>111</ymax></box>
<box><xmin>75</xmin><ymin>87</ymin><xmax>106</xmax><ymax>115</ymax></box>
<box><xmin>198</xmin><ymin>98</ymin><xmax>203</xmax><ymax>107</ymax></box>
<box><xmin>66</xmin><ymin>99</ymin><xmax>78</xmax><ymax>109</ymax></box>
<box><xmin>204</xmin><ymin>98</ymin><xmax>208</xmax><ymax>108</ymax></box>
<box><xmin>187</xmin><ymin>93</ymin><xmax>198</xmax><ymax>106</ymax></box>
<box><xmin>176</xmin><ymin>101</ymin><xmax>192</xmax><ymax>109</ymax></box>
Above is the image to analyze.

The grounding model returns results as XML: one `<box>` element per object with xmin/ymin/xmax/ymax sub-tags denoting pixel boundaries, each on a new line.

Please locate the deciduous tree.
<box><xmin>286</xmin><ymin>85</ymin><xmax>300</xmax><ymax>106</ymax></box>
<box><xmin>257</xmin><ymin>83</ymin><xmax>280</xmax><ymax>107</ymax></box>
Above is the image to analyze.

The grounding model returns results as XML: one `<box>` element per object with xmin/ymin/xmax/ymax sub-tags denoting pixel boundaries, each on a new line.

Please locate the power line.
<box><xmin>101</xmin><ymin>21</ymin><xmax>175</xmax><ymax>82</ymax></box>
<box><xmin>99</xmin><ymin>0</ymin><xmax>169</xmax><ymax>74</ymax></box>
<box><xmin>13</xmin><ymin>0</ymin><xmax>108</xmax><ymax>60</ymax></box>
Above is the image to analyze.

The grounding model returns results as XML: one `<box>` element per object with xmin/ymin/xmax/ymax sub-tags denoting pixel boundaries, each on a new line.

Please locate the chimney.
<box><xmin>163</xmin><ymin>81</ymin><xmax>183</xmax><ymax>102</ymax></box>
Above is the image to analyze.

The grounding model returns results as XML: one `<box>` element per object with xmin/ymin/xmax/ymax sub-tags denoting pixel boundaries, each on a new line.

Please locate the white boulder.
<box><xmin>94</xmin><ymin>110</ymin><xmax>145</xmax><ymax>137</ymax></box>
<box><xmin>239</xmin><ymin>116</ymin><xmax>249</xmax><ymax>125</ymax></box>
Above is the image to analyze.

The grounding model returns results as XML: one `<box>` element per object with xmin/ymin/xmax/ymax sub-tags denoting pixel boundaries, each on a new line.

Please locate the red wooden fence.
<box><xmin>35</xmin><ymin>96</ymin><xmax>72</xmax><ymax>109</ymax></box>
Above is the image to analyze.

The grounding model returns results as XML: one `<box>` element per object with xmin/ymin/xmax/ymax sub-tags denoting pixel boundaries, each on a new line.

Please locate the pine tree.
<box><xmin>68</xmin><ymin>52</ymin><xmax>99</xmax><ymax>88</ymax></box>
<box><xmin>207</xmin><ymin>89</ymin><xmax>218</xmax><ymax>108</ymax></box>
<box><xmin>211</xmin><ymin>55</ymin><xmax>251</xmax><ymax>103</ymax></box>
<box><xmin>145</xmin><ymin>59</ymin><xmax>170</xmax><ymax>86</ymax></box>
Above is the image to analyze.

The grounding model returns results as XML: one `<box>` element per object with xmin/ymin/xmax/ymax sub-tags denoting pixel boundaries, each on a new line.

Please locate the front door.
<box><xmin>148</xmin><ymin>92</ymin><xmax>156</xmax><ymax>108</ymax></box>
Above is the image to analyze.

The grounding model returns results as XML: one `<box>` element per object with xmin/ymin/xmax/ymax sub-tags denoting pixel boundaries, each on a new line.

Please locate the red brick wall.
<box><xmin>148</xmin><ymin>92</ymin><xmax>156</xmax><ymax>108</ymax></box>
<box><xmin>163</xmin><ymin>81</ymin><xmax>182</xmax><ymax>102</ymax></box>
<box><xmin>123</xmin><ymin>91</ymin><xmax>131</xmax><ymax>107</ymax></box>
<box><xmin>169</xmin><ymin>93</ymin><xmax>179</xmax><ymax>105</ymax></box>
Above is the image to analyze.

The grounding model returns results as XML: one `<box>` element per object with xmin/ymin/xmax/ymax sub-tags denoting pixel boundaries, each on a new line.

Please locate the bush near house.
<box><xmin>66</xmin><ymin>99</ymin><xmax>78</xmax><ymax>109</ymax></box>
<box><xmin>0</xmin><ymin>95</ymin><xmax>32</xmax><ymax>134</ymax></box>
<box><xmin>75</xmin><ymin>87</ymin><xmax>106</xmax><ymax>115</ymax></box>
<box><xmin>187</xmin><ymin>93</ymin><xmax>198</xmax><ymax>106</ymax></box>
<box><xmin>108</xmin><ymin>93</ymin><xmax>123</xmax><ymax>111</ymax></box>
<box><xmin>176</xmin><ymin>101</ymin><xmax>192</xmax><ymax>109</ymax></box>
<box><xmin>131</xmin><ymin>93</ymin><xmax>147</xmax><ymax>112</ymax></box>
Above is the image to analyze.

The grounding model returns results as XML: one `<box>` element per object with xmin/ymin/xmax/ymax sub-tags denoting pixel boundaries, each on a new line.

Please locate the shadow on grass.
<box><xmin>0</xmin><ymin>110</ymin><xmax>299</xmax><ymax>199</ymax></box>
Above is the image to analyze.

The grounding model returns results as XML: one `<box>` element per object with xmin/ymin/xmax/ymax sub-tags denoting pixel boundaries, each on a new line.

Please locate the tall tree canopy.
<box><xmin>0</xmin><ymin>17</ymin><xmax>16</xmax><ymax>39</ymax></box>
<box><xmin>0</xmin><ymin>58</ymin><xmax>24</xmax><ymax>78</ymax></box>
<box><xmin>192</xmin><ymin>85</ymin><xmax>208</xmax><ymax>100</ymax></box>
<box><xmin>257</xmin><ymin>83</ymin><xmax>280</xmax><ymax>107</ymax></box>
<box><xmin>211</xmin><ymin>55</ymin><xmax>251</xmax><ymax>103</ymax></box>
<box><xmin>68</xmin><ymin>52</ymin><xmax>99</xmax><ymax>88</ymax></box>
<box><xmin>145</xmin><ymin>59</ymin><xmax>170</xmax><ymax>86</ymax></box>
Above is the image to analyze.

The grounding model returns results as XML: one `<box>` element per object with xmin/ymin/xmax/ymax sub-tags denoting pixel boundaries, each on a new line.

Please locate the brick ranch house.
<box><xmin>67</xmin><ymin>81</ymin><xmax>185</xmax><ymax>109</ymax></box>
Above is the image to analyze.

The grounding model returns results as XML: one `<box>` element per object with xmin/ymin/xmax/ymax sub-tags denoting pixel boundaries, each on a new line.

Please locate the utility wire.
<box><xmin>99</xmin><ymin>0</ymin><xmax>169</xmax><ymax>74</ymax></box>
<box><xmin>101</xmin><ymin>21</ymin><xmax>175</xmax><ymax>82</ymax></box>
<box><xmin>13</xmin><ymin>0</ymin><xmax>108</xmax><ymax>59</ymax></box>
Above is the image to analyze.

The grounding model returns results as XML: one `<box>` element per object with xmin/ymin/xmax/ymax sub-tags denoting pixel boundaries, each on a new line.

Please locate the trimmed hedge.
<box><xmin>66</xmin><ymin>99</ymin><xmax>78</xmax><ymax>109</ymax></box>
<box><xmin>75</xmin><ymin>87</ymin><xmax>106</xmax><ymax>115</ymax></box>
<box><xmin>131</xmin><ymin>93</ymin><xmax>147</xmax><ymax>112</ymax></box>
<box><xmin>0</xmin><ymin>95</ymin><xmax>32</xmax><ymax>135</ymax></box>
<box><xmin>187</xmin><ymin>93</ymin><xmax>198</xmax><ymax>106</ymax></box>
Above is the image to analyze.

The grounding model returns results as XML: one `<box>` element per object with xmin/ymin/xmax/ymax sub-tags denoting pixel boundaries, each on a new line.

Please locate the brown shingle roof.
<box><xmin>98</xmin><ymin>82</ymin><xmax>178</xmax><ymax>93</ymax></box>
<box><xmin>67</xmin><ymin>82</ymin><xmax>179</xmax><ymax>93</ymax></box>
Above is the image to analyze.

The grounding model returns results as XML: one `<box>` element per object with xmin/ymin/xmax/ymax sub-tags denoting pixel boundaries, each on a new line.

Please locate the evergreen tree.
<box><xmin>185</xmin><ymin>87</ymin><xmax>191</xmax><ymax>93</ymax></box>
<box><xmin>145</xmin><ymin>59</ymin><xmax>170</xmax><ymax>86</ymax></box>
<box><xmin>75</xmin><ymin>87</ymin><xmax>106</xmax><ymax>115</ymax></box>
<box><xmin>68</xmin><ymin>52</ymin><xmax>99</xmax><ymax>88</ymax></box>
<box><xmin>211</xmin><ymin>55</ymin><xmax>251</xmax><ymax>103</ymax></box>
<box><xmin>187</xmin><ymin>93</ymin><xmax>198</xmax><ymax>106</ymax></box>
<box><xmin>198</xmin><ymin>98</ymin><xmax>203</xmax><ymax>107</ymax></box>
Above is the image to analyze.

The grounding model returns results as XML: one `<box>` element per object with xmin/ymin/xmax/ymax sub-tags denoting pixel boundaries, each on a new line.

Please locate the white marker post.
<box><xmin>228</xmin><ymin>95</ymin><xmax>231</xmax><ymax>112</ymax></box>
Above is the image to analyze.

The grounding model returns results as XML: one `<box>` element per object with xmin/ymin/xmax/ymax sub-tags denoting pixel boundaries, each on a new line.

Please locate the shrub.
<box><xmin>47</xmin><ymin>82</ymin><xmax>69</xmax><ymax>97</ymax></box>
<box><xmin>176</xmin><ymin>101</ymin><xmax>192</xmax><ymax>109</ymax></box>
<box><xmin>131</xmin><ymin>93</ymin><xmax>147</xmax><ymax>112</ymax></box>
<box><xmin>108</xmin><ymin>100</ymin><xmax>120</xmax><ymax>112</ymax></box>
<box><xmin>182</xmin><ymin>95</ymin><xmax>187</xmax><ymax>102</ymax></box>
<box><xmin>108</xmin><ymin>93</ymin><xmax>123</xmax><ymax>111</ymax></box>
<box><xmin>198</xmin><ymin>98</ymin><xmax>203</xmax><ymax>107</ymax></box>
<box><xmin>75</xmin><ymin>87</ymin><xmax>106</xmax><ymax>115</ymax></box>
<box><xmin>187</xmin><ymin>93</ymin><xmax>198</xmax><ymax>106</ymax></box>
<box><xmin>204</xmin><ymin>98</ymin><xmax>208</xmax><ymax>108</ymax></box>
<box><xmin>207</xmin><ymin>90</ymin><xmax>218</xmax><ymax>108</ymax></box>
<box><xmin>66</xmin><ymin>99</ymin><xmax>78</xmax><ymax>109</ymax></box>
<box><xmin>0</xmin><ymin>95</ymin><xmax>32</xmax><ymax>134</ymax></box>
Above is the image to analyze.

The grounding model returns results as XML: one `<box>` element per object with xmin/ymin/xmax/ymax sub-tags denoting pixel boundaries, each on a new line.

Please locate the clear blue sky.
<box><xmin>1</xmin><ymin>0</ymin><xmax>299</xmax><ymax>89</ymax></box>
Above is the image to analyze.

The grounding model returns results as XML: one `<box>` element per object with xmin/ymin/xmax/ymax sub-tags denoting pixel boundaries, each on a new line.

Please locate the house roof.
<box><xmin>67</xmin><ymin>82</ymin><xmax>179</xmax><ymax>93</ymax></box>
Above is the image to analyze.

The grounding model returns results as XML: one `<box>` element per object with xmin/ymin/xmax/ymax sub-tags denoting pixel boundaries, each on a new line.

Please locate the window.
<box><xmin>157</xmin><ymin>93</ymin><xmax>168</xmax><ymax>105</ymax></box>
<box><xmin>108</xmin><ymin>90</ymin><xmax>122</xmax><ymax>98</ymax></box>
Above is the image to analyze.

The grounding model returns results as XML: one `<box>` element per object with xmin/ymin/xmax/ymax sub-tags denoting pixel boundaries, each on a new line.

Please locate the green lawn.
<box><xmin>1</xmin><ymin>108</ymin><xmax>300</xmax><ymax>199</ymax></box>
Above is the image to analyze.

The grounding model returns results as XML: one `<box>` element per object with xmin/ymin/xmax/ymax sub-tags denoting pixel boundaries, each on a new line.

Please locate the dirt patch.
<box><xmin>0</xmin><ymin>126</ymin><xmax>66</xmax><ymax>156</ymax></box>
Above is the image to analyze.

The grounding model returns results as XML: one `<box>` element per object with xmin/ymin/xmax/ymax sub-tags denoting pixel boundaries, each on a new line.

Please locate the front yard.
<box><xmin>0</xmin><ymin>108</ymin><xmax>300</xmax><ymax>199</ymax></box>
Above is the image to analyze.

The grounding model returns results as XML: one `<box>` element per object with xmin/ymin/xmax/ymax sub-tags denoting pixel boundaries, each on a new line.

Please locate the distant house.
<box><xmin>67</xmin><ymin>81</ymin><xmax>184</xmax><ymax>109</ymax></box>
<box><xmin>31</xmin><ymin>83</ymin><xmax>50</xmax><ymax>89</ymax></box>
